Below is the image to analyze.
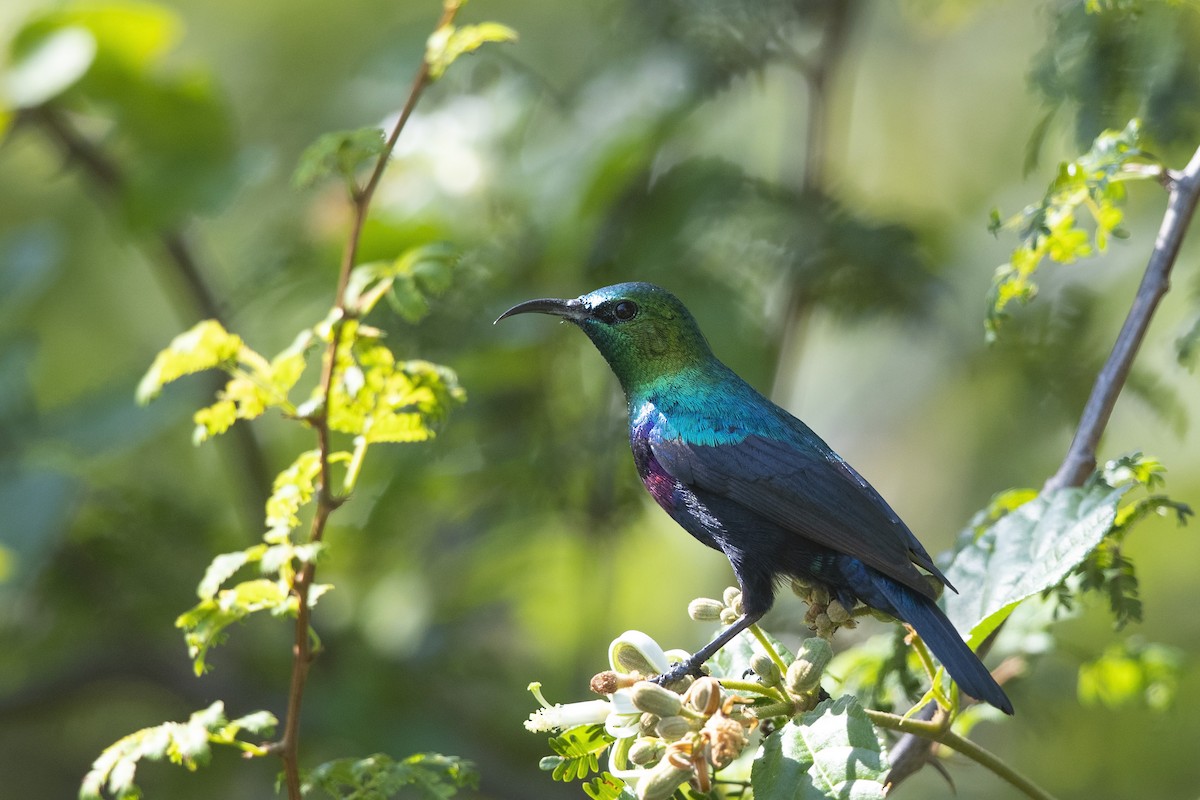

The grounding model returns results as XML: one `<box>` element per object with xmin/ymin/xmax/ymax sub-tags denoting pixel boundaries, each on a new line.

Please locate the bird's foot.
<box><xmin>652</xmin><ymin>660</ymin><xmax>701</xmax><ymax>689</ymax></box>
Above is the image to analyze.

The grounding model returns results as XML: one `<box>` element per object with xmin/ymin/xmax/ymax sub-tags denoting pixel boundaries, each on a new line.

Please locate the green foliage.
<box><xmin>987</xmin><ymin>120</ymin><xmax>1156</xmax><ymax>338</ymax></box>
<box><xmin>136</xmin><ymin>320</ymin><xmax>244</xmax><ymax>403</ymax></box>
<box><xmin>540</xmin><ymin>724</ymin><xmax>612</xmax><ymax>782</ymax></box>
<box><xmin>425</xmin><ymin>22</ymin><xmax>518</xmax><ymax>80</ymax></box>
<box><xmin>582</xmin><ymin>772</ymin><xmax>636</xmax><ymax>800</ymax></box>
<box><xmin>1061</xmin><ymin>455</ymin><xmax>1192</xmax><ymax>628</ymax></box>
<box><xmin>750</xmin><ymin>697</ymin><xmax>889</xmax><ymax>800</ymax></box>
<box><xmin>301</xmin><ymin>753</ymin><xmax>478</xmax><ymax>800</ymax></box>
<box><xmin>80</xmin><ymin>702</ymin><xmax>277</xmax><ymax>800</ymax></box>
<box><xmin>5</xmin><ymin>1</ymin><xmax>237</xmax><ymax>228</ymax></box>
<box><xmin>325</xmin><ymin>321</ymin><xmax>464</xmax><ymax>443</ymax></box>
<box><xmin>1078</xmin><ymin>637</ymin><xmax>1183</xmax><ymax>711</ymax></box>
<box><xmin>345</xmin><ymin>243</ymin><xmax>457</xmax><ymax>322</ymax></box>
<box><xmin>591</xmin><ymin>158</ymin><xmax>939</xmax><ymax>326</ymax></box>
<box><xmin>1029</xmin><ymin>0</ymin><xmax>1200</xmax><ymax>152</ymax></box>
<box><xmin>293</xmin><ymin>127</ymin><xmax>386</xmax><ymax>190</ymax></box>
<box><xmin>137</xmin><ymin>321</ymin><xmax>314</xmax><ymax>444</ymax></box>
<box><xmin>945</xmin><ymin>453</ymin><xmax>1190</xmax><ymax>648</ymax></box>
<box><xmin>633</xmin><ymin>0</ymin><xmax>829</xmax><ymax>91</ymax></box>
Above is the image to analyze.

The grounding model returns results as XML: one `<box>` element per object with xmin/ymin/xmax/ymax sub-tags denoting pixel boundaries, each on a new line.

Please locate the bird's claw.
<box><xmin>653</xmin><ymin>661</ymin><xmax>699</xmax><ymax>688</ymax></box>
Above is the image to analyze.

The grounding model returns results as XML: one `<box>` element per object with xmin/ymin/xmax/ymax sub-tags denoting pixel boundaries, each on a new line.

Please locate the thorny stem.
<box><xmin>19</xmin><ymin>104</ymin><xmax>272</xmax><ymax>527</ymax></box>
<box><xmin>277</xmin><ymin>5</ymin><xmax>461</xmax><ymax>798</ymax></box>
<box><xmin>867</xmin><ymin>710</ymin><xmax>1060</xmax><ymax>800</ymax></box>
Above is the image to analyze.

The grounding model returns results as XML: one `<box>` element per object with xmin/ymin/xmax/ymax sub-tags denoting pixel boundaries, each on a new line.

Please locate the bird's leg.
<box><xmin>652</xmin><ymin>610</ymin><xmax>765</xmax><ymax>687</ymax></box>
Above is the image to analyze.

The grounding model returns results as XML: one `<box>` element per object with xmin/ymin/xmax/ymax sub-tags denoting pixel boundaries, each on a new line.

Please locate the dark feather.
<box><xmin>651</xmin><ymin>432</ymin><xmax>948</xmax><ymax>599</ymax></box>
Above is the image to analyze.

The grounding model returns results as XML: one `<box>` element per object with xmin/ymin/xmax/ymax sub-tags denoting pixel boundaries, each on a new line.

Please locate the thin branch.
<box><xmin>867</xmin><ymin>709</ymin><xmax>1060</xmax><ymax>800</ymax></box>
<box><xmin>19</xmin><ymin>104</ymin><xmax>272</xmax><ymax>527</ymax></box>
<box><xmin>886</xmin><ymin>141</ymin><xmax>1200</xmax><ymax>791</ymax></box>
<box><xmin>276</xmin><ymin>4</ymin><xmax>460</xmax><ymax>798</ymax></box>
<box><xmin>1045</xmin><ymin>143</ymin><xmax>1200</xmax><ymax>491</ymax></box>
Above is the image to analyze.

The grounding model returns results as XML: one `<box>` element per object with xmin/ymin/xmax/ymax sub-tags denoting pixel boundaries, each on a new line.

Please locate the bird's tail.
<box><xmin>877</xmin><ymin>579</ymin><xmax>1014</xmax><ymax>715</ymax></box>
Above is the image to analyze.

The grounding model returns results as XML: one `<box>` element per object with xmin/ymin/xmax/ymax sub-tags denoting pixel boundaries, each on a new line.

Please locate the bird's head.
<box><xmin>496</xmin><ymin>282</ymin><xmax>714</xmax><ymax>395</ymax></box>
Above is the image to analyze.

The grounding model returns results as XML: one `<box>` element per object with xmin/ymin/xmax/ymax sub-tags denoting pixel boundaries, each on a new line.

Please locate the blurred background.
<box><xmin>2</xmin><ymin>0</ymin><xmax>1199</xmax><ymax>797</ymax></box>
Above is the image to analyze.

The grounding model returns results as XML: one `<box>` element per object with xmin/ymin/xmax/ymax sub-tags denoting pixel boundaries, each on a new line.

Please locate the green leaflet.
<box><xmin>80</xmin><ymin>702</ymin><xmax>276</xmax><ymax>800</ymax></box>
<box><xmin>943</xmin><ymin>476</ymin><xmax>1130</xmax><ymax>648</ymax></box>
<box><xmin>750</xmin><ymin>696</ymin><xmax>889</xmax><ymax>800</ymax></box>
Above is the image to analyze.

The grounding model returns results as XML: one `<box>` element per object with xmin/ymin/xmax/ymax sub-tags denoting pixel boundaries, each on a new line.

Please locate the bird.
<box><xmin>496</xmin><ymin>281</ymin><xmax>1013</xmax><ymax>714</ymax></box>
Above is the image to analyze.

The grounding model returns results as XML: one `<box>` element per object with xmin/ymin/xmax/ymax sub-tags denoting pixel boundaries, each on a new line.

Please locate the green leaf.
<box><xmin>987</xmin><ymin>119</ymin><xmax>1159</xmax><ymax>338</ymax></box>
<box><xmin>582</xmin><ymin>772</ymin><xmax>636</xmax><ymax>800</ymax></box>
<box><xmin>324</xmin><ymin>323</ymin><xmax>465</xmax><ymax>443</ymax></box>
<box><xmin>943</xmin><ymin>476</ymin><xmax>1130</xmax><ymax>648</ymax></box>
<box><xmin>264</xmin><ymin>449</ymin><xmax>323</xmax><ymax>540</ymax></box>
<box><xmin>136</xmin><ymin>320</ymin><xmax>242</xmax><ymax>404</ymax></box>
<box><xmin>4</xmin><ymin>25</ymin><xmax>97</xmax><ymax>107</ymax></box>
<box><xmin>425</xmin><ymin>22</ymin><xmax>518</xmax><ymax>80</ymax></box>
<box><xmin>10</xmin><ymin>2</ymin><xmax>237</xmax><ymax>230</ymax></box>
<box><xmin>293</xmin><ymin>126</ymin><xmax>385</xmax><ymax>189</ymax></box>
<box><xmin>750</xmin><ymin>696</ymin><xmax>889</xmax><ymax>800</ymax></box>
<box><xmin>302</xmin><ymin>752</ymin><xmax>478</xmax><ymax>799</ymax></box>
<box><xmin>197</xmin><ymin>544</ymin><xmax>267</xmax><ymax>599</ymax></box>
<box><xmin>345</xmin><ymin>242</ymin><xmax>457</xmax><ymax>320</ymax></box>
<box><xmin>175</xmin><ymin>578</ymin><xmax>291</xmax><ymax>675</ymax></box>
<box><xmin>80</xmin><ymin>702</ymin><xmax>275</xmax><ymax>800</ymax></box>
<box><xmin>543</xmin><ymin>725</ymin><xmax>612</xmax><ymax>783</ymax></box>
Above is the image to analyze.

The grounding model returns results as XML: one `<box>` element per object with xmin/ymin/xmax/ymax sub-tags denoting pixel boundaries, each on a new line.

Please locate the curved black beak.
<box><xmin>494</xmin><ymin>296</ymin><xmax>586</xmax><ymax>325</ymax></box>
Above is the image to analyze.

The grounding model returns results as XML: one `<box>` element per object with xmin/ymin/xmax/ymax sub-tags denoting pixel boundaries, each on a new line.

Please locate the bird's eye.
<box><xmin>613</xmin><ymin>300</ymin><xmax>639</xmax><ymax>321</ymax></box>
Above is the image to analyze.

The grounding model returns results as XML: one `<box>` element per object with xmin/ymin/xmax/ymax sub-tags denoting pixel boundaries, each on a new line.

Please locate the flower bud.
<box><xmin>723</xmin><ymin>586</ymin><xmax>744</xmax><ymax>615</ymax></box>
<box><xmin>655</xmin><ymin>715</ymin><xmax>694</xmax><ymax>741</ymax></box>
<box><xmin>631</xmin><ymin>681</ymin><xmax>684</xmax><ymax>717</ymax></box>
<box><xmin>688</xmin><ymin>597</ymin><xmax>725</xmax><ymax>621</ymax></box>
<box><xmin>750</xmin><ymin>653</ymin><xmax>782</xmax><ymax>688</ymax></box>
<box><xmin>683</xmin><ymin>676</ymin><xmax>722</xmax><ymax>716</ymax></box>
<box><xmin>591</xmin><ymin>670</ymin><xmax>636</xmax><ymax>695</ymax></box>
<box><xmin>637</xmin><ymin>757</ymin><xmax>692</xmax><ymax>800</ymax></box>
<box><xmin>720</xmin><ymin>608</ymin><xmax>740</xmax><ymax>625</ymax></box>
<box><xmin>628</xmin><ymin>737</ymin><xmax>665</xmax><ymax>766</ymax></box>
<box><xmin>786</xmin><ymin>638</ymin><xmax>833</xmax><ymax>695</ymax></box>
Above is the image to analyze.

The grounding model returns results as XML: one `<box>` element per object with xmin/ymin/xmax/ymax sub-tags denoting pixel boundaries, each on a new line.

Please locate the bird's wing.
<box><xmin>650</xmin><ymin>432</ymin><xmax>948</xmax><ymax>599</ymax></box>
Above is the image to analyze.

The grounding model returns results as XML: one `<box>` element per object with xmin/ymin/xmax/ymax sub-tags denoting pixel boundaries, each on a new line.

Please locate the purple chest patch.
<box><xmin>631</xmin><ymin>416</ymin><xmax>677</xmax><ymax>512</ymax></box>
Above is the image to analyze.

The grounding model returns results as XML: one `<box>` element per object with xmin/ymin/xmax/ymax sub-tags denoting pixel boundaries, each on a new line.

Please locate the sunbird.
<box><xmin>497</xmin><ymin>282</ymin><xmax>1012</xmax><ymax>714</ymax></box>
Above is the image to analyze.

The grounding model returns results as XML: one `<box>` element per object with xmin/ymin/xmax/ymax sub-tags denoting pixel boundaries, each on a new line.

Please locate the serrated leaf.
<box><xmin>80</xmin><ymin>701</ymin><xmax>274</xmax><ymax>800</ymax></box>
<box><xmin>136</xmin><ymin>320</ymin><xmax>242</xmax><ymax>404</ymax></box>
<box><xmin>425</xmin><ymin>22</ymin><xmax>518</xmax><ymax>80</ymax></box>
<box><xmin>176</xmin><ymin>579</ymin><xmax>291</xmax><ymax>674</ymax></box>
<box><xmin>264</xmin><ymin>449</ymin><xmax>322</xmax><ymax>538</ymax></box>
<box><xmin>293</xmin><ymin>126</ymin><xmax>385</xmax><ymax>188</ymax></box>
<box><xmin>943</xmin><ymin>477</ymin><xmax>1130</xmax><ymax>648</ymax></box>
<box><xmin>197</xmin><ymin>545</ymin><xmax>266</xmax><ymax>599</ymax></box>
<box><xmin>987</xmin><ymin>119</ymin><xmax>1158</xmax><ymax>337</ymax></box>
<box><xmin>751</xmin><ymin>696</ymin><xmax>889</xmax><ymax>800</ymax></box>
<box><xmin>325</xmin><ymin>325</ymin><xmax>465</xmax><ymax>443</ymax></box>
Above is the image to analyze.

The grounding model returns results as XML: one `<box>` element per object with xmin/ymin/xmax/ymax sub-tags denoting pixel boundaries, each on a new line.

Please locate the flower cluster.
<box><xmin>525</xmin><ymin>593</ymin><xmax>850</xmax><ymax>800</ymax></box>
<box><xmin>526</xmin><ymin>629</ymin><xmax>760</xmax><ymax>799</ymax></box>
